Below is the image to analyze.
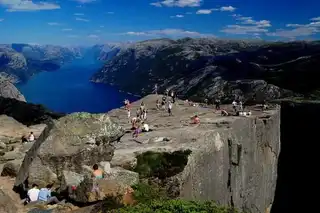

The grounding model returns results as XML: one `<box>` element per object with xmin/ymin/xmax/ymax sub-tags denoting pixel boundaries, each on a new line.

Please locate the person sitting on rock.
<box><xmin>92</xmin><ymin>164</ymin><xmax>104</xmax><ymax>179</ymax></box>
<box><xmin>123</xmin><ymin>186</ymin><xmax>136</xmax><ymax>206</ymax></box>
<box><xmin>28</xmin><ymin>132</ymin><xmax>35</xmax><ymax>142</ymax></box>
<box><xmin>141</xmin><ymin>123</ymin><xmax>151</xmax><ymax>132</ymax></box>
<box><xmin>27</xmin><ymin>184</ymin><xmax>40</xmax><ymax>204</ymax></box>
<box><xmin>191</xmin><ymin>115</ymin><xmax>200</xmax><ymax>124</ymax></box>
<box><xmin>132</xmin><ymin>125</ymin><xmax>141</xmax><ymax>138</ymax></box>
<box><xmin>38</xmin><ymin>183</ymin><xmax>60</xmax><ymax>205</ymax></box>
<box><xmin>131</xmin><ymin>117</ymin><xmax>138</xmax><ymax>129</ymax></box>
<box><xmin>221</xmin><ymin>109</ymin><xmax>229</xmax><ymax>116</ymax></box>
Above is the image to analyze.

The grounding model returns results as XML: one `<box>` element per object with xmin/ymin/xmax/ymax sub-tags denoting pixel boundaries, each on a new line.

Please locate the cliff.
<box><xmin>91</xmin><ymin>38</ymin><xmax>320</xmax><ymax>103</ymax></box>
<box><xmin>105</xmin><ymin>95</ymin><xmax>280</xmax><ymax>213</ymax></box>
<box><xmin>0</xmin><ymin>81</ymin><xmax>25</xmax><ymax>102</ymax></box>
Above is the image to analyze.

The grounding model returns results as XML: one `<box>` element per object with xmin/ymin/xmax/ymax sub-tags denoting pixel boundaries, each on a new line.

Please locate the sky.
<box><xmin>0</xmin><ymin>0</ymin><xmax>320</xmax><ymax>45</ymax></box>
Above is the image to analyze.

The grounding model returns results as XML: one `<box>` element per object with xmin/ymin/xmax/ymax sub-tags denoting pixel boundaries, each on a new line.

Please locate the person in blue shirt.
<box><xmin>38</xmin><ymin>183</ymin><xmax>60</xmax><ymax>204</ymax></box>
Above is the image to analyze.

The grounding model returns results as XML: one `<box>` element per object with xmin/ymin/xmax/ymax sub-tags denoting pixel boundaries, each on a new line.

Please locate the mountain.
<box><xmin>91</xmin><ymin>38</ymin><xmax>320</xmax><ymax>103</ymax></box>
<box><xmin>90</xmin><ymin>43</ymin><xmax>129</xmax><ymax>61</ymax></box>
<box><xmin>0</xmin><ymin>44</ymin><xmax>85</xmax><ymax>83</ymax></box>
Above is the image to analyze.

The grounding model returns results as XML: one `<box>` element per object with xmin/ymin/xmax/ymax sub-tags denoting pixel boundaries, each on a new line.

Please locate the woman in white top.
<box><xmin>28</xmin><ymin>132</ymin><xmax>35</xmax><ymax>142</ymax></box>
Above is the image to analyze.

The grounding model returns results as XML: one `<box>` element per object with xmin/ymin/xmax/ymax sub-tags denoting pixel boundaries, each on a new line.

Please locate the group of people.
<box><xmin>26</xmin><ymin>183</ymin><xmax>61</xmax><ymax>205</ymax></box>
<box><xmin>21</xmin><ymin>132</ymin><xmax>35</xmax><ymax>143</ymax></box>
<box><xmin>128</xmin><ymin>101</ymin><xmax>151</xmax><ymax>138</ymax></box>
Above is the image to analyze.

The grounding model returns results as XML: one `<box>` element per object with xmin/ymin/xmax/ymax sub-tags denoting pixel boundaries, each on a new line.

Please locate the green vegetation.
<box><xmin>134</xmin><ymin>150</ymin><xmax>192</xmax><ymax>179</ymax></box>
<box><xmin>110</xmin><ymin>199</ymin><xmax>240</xmax><ymax>213</ymax></box>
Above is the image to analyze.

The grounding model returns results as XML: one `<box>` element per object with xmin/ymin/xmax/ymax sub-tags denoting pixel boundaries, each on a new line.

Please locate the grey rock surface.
<box><xmin>107</xmin><ymin>95</ymin><xmax>280</xmax><ymax>213</ymax></box>
<box><xmin>15</xmin><ymin>112</ymin><xmax>125</xmax><ymax>188</ymax></box>
<box><xmin>0</xmin><ymin>80</ymin><xmax>26</xmax><ymax>101</ymax></box>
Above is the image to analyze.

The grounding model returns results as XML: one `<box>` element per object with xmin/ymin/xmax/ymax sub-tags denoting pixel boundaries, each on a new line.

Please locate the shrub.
<box><xmin>109</xmin><ymin>199</ymin><xmax>240</xmax><ymax>213</ymax></box>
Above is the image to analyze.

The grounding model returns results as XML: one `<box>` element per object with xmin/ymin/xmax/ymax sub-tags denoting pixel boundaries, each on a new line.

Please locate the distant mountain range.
<box><xmin>0</xmin><ymin>43</ymin><xmax>120</xmax><ymax>83</ymax></box>
<box><xmin>2</xmin><ymin>39</ymin><xmax>320</xmax><ymax>103</ymax></box>
<box><xmin>91</xmin><ymin>38</ymin><xmax>320</xmax><ymax>102</ymax></box>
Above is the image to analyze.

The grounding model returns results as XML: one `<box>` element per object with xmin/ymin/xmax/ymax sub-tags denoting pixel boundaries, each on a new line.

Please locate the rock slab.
<box><xmin>15</xmin><ymin>112</ymin><xmax>125</xmax><ymax>188</ymax></box>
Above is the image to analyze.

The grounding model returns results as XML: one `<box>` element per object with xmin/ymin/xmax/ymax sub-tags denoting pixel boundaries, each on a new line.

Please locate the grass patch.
<box><xmin>134</xmin><ymin>150</ymin><xmax>192</xmax><ymax>179</ymax></box>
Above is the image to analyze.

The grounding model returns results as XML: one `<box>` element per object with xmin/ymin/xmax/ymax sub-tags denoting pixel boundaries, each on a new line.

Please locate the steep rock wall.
<box><xmin>179</xmin><ymin>108</ymin><xmax>280</xmax><ymax>213</ymax></box>
<box><xmin>271</xmin><ymin>100</ymin><xmax>319</xmax><ymax>213</ymax></box>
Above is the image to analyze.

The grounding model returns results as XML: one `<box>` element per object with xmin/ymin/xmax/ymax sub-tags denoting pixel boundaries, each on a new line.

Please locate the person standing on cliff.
<box><xmin>154</xmin><ymin>84</ymin><xmax>158</xmax><ymax>94</ymax></box>
<box><xmin>127</xmin><ymin>109</ymin><xmax>131</xmax><ymax>123</ymax></box>
<box><xmin>215</xmin><ymin>99</ymin><xmax>221</xmax><ymax>110</ymax></box>
<box><xmin>170</xmin><ymin>90</ymin><xmax>176</xmax><ymax>103</ymax></box>
<box><xmin>232</xmin><ymin>100</ymin><xmax>237</xmax><ymax>112</ymax></box>
<box><xmin>168</xmin><ymin>101</ymin><xmax>173</xmax><ymax>116</ymax></box>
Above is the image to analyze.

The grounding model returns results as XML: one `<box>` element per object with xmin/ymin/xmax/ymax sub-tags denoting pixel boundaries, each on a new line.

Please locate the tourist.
<box><xmin>27</xmin><ymin>184</ymin><xmax>40</xmax><ymax>203</ymax></box>
<box><xmin>140</xmin><ymin>102</ymin><xmax>145</xmax><ymax>112</ymax></box>
<box><xmin>239</xmin><ymin>101</ymin><xmax>243</xmax><ymax>111</ymax></box>
<box><xmin>28</xmin><ymin>132</ymin><xmax>35</xmax><ymax>142</ymax></box>
<box><xmin>161</xmin><ymin>96</ymin><xmax>166</xmax><ymax>110</ymax></box>
<box><xmin>142</xmin><ymin>123</ymin><xmax>150</xmax><ymax>132</ymax></box>
<box><xmin>232</xmin><ymin>100</ymin><xmax>237</xmax><ymax>112</ymax></box>
<box><xmin>136</xmin><ymin>109</ymin><xmax>141</xmax><ymax>119</ymax></box>
<box><xmin>124</xmin><ymin>99</ymin><xmax>130</xmax><ymax>110</ymax></box>
<box><xmin>132</xmin><ymin>125</ymin><xmax>141</xmax><ymax>138</ymax></box>
<box><xmin>38</xmin><ymin>183</ymin><xmax>60</xmax><ymax>204</ymax></box>
<box><xmin>221</xmin><ymin>110</ymin><xmax>228</xmax><ymax>116</ymax></box>
<box><xmin>154</xmin><ymin>84</ymin><xmax>158</xmax><ymax>94</ymax></box>
<box><xmin>170</xmin><ymin>90</ymin><xmax>176</xmax><ymax>103</ymax></box>
<box><xmin>165</xmin><ymin>88</ymin><xmax>169</xmax><ymax>97</ymax></box>
<box><xmin>127</xmin><ymin>109</ymin><xmax>131</xmax><ymax>122</ymax></box>
<box><xmin>156</xmin><ymin>99</ymin><xmax>160</xmax><ymax>110</ymax></box>
<box><xmin>204</xmin><ymin>98</ymin><xmax>208</xmax><ymax>106</ymax></box>
<box><xmin>131</xmin><ymin>117</ymin><xmax>138</xmax><ymax>129</ymax></box>
<box><xmin>215</xmin><ymin>99</ymin><xmax>221</xmax><ymax>110</ymax></box>
<box><xmin>92</xmin><ymin>164</ymin><xmax>104</xmax><ymax>179</ymax></box>
<box><xmin>142</xmin><ymin>108</ymin><xmax>147</xmax><ymax>120</ymax></box>
<box><xmin>168</xmin><ymin>101</ymin><xmax>173</xmax><ymax>116</ymax></box>
<box><xmin>191</xmin><ymin>115</ymin><xmax>200</xmax><ymax>124</ymax></box>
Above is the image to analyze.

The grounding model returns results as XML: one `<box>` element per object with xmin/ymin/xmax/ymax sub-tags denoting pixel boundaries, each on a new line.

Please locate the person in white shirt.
<box><xmin>27</xmin><ymin>184</ymin><xmax>40</xmax><ymax>203</ymax></box>
<box><xmin>168</xmin><ymin>101</ymin><xmax>173</xmax><ymax>116</ymax></box>
<box><xmin>142</xmin><ymin>123</ymin><xmax>150</xmax><ymax>132</ymax></box>
<box><xmin>28</xmin><ymin>132</ymin><xmax>35</xmax><ymax>142</ymax></box>
<box><xmin>232</xmin><ymin>100</ymin><xmax>237</xmax><ymax>112</ymax></box>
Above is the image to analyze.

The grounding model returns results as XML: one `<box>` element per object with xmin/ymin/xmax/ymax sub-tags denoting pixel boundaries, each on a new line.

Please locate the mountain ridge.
<box><xmin>91</xmin><ymin>38</ymin><xmax>320</xmax><ymax>102</ymax></box>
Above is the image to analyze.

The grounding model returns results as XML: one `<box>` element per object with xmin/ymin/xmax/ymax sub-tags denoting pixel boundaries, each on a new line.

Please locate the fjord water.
<box><xmin>16</xmin><ymin>58</ymin><xmax>138</xmax><ymax>113</ymax></box>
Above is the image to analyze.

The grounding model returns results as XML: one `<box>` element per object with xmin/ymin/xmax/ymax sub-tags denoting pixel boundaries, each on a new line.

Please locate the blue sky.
<box><xmin>0</xmin><ymin>0</ymin><xmax>319</xmax><ymax>45</ymax></box>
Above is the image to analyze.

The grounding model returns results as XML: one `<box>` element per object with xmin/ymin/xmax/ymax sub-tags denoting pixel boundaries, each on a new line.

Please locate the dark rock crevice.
<box><xmin>271</xmin><ymin>100</ymin><xmax>318</xmax><ymax>213</ymax></box>
<box><xmin>133</xmin><ymin>150</ymin><xmax>192</xmax><ymax>179</ymax></box>
<box><xmin>133</xmin><ymin>150</ymin><xmax>192</xmax><ymax>198</ymax></box>
<box><xmin>0</xmin><ymin>96</ymin><xmax>64</xmax><ymax>126</ymax></box>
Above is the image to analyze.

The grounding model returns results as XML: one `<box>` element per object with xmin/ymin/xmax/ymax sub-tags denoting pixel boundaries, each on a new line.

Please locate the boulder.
<box><xmin>15</xmin><ymin>112</ymin><xmax>125</xmax><ymax>188</ymax></box>
<box><xmin>0</xmin><ymin>115</ymin><xmax>29</xmax><ymax>142</ymax></box>
<box><xmin>60</xmin><ymin>170</ymin><xmax>84</xmax><ymax>192</ymax></box>
<box><xmin>0</xmin><ymin>188</ymin><xmax>19</xmax><ymax>213</ymax></box>
<box><xmin>0</xmin><ymin>80</ymin><xmax>26</xmax><ymax>102</ymax></box>
<box><xmin>72</xmin><ymin>177</ymin><xmax>127</xmax><ymax>203</ymax></box>
<box><xmin>1</xmin><ymin>159</ymin><xmax>22</xmax><ymax>177</ymax></box>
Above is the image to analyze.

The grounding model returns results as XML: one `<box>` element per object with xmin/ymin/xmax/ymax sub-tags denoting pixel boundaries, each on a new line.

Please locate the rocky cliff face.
<box><xmin>105</xmin><ymin>95</ymin><xmax>280</xmax><ymax>213</ymax></box>
<box><xmin>14</xmin><ymin>112</ymin><xmax>125</xmax><ymax>188</ymax></box>
<box><xmin>0</xmin><ymin>44</ymin><xmax>83</xmax><ymax>83</ymax></box>
<box><xmin>0</xmin><ymin>81</ymin><xmax>25</xmax><ymax>102</ymax></box>
<box><xmin>91</xmin><ymin>38</ymin><xmax>320</xmax><ymax>103</ymax></box>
